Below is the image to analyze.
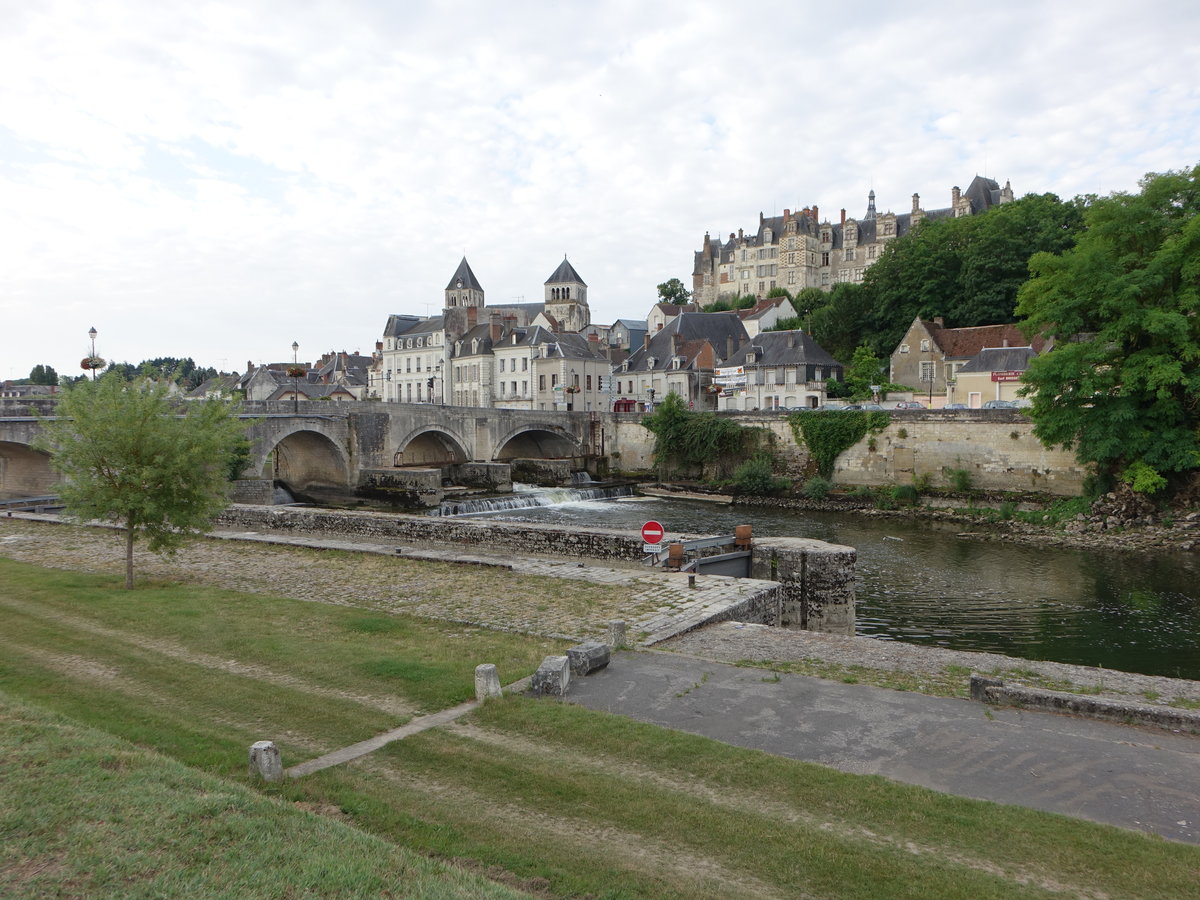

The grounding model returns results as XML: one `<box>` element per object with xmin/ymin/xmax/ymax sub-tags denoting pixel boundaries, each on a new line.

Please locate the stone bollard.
<box><xmin>970</xmin><ymin>674</ymin><xmax>1004</xmax><ymax>703</ymax></box>
<box><xmin>248</xmin><ymin>740</ymin><xmax>283</xmax><ymax>782</ymax></box>
<box><xmin>607</xmin><ymin>620</ymin><xmax>627</xmax><ymax>649</ymax></box>
<box><xmin>532</xmin><ymin>655</ymin><xmax>571</xmax><ymax>697</ymax></box>
<box><xmin>474</xmin><ymin>663</ymin><xmax>503</xmax><ymax>701</ymax></box>
<box><xmin>566</xmin><ymin>642</ymin><xmax>610</xmax><ymax>676</ymax></box>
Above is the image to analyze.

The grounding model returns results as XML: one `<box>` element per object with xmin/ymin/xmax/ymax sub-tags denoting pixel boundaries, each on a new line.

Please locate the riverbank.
<box><xmin>4</xmin><ymin>516</ymin><xmax>1198</xmax><ymax>713</ymax></box>
<box><xmin>644</xmin><ymin>482</ymin><xmax>1200</xmax><ymax>555</ymax></box>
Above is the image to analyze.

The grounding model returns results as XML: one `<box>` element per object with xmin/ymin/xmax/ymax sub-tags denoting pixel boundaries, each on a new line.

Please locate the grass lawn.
<box><xmin>3</xmin><ymin>556</ymin><xmax>1199</xmax><ymax>898</ymax></box>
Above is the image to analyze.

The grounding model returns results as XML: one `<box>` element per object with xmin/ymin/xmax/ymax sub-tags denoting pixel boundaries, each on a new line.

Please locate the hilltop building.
<box><xmin>692</xmin><ymin>176</ymin><xmax>1014</xmax><ymax>305</ymax></box>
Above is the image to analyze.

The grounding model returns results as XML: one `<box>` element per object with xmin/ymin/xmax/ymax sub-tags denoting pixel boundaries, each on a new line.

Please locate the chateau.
<box><xmin>691</xmin><ymin>175</ymin><xmax>1014</xmax><ymax>306</ymax></box>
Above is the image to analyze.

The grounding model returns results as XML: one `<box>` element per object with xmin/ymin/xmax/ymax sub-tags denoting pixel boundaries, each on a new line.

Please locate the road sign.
<box><xmin>641</xmin><ymin>520</ymin><xmax>665</xmax><ymax>544</ymax></box>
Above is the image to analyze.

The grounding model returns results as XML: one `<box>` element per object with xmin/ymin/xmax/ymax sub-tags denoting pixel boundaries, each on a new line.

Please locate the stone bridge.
<box><xmin>0</xmin><ymin>398</ymin><xmax>614</xmax><ymax>505</ymax></box>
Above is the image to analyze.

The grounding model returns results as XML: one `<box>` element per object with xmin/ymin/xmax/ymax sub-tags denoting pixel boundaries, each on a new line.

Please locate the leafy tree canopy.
<box><xmin>1016</xmin><ymin>165</ymin><xmax>1200</xmax><ymax>488</ymax></box>
<box><xmin>656</xmin><ymin>277</ymin><xmax>692</xmax><ymax>304</ymax></box>
<box><xmin>105</xmin><ymin>357</ymin><xmax>222</xmax><ymax>391</ymax></box>
<box><xmin>34</xmin><ymin>373</ymin><xmax>250</xmax><ymax>588</ymax></box>
<box><xmin>28</xmin><ymin>364</ymin><xmax>59</xmax><ymax>385</ymax></box>
<box><xmin>641</xmin><ymin>392</ymin><xmax>759</xmax><ymax>479</ymax></box>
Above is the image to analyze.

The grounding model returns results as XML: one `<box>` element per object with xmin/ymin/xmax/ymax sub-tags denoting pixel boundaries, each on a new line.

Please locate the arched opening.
<box><xmin>267</xmin><ymin>429</ymin><xmax>350</xmax><ymax>502</ymax></box>
<box><xmin>394</xmin><ymin>429</ymin><xmax>469</xmax><ymax>467</ymax></box>
<box><xmin>0</xmin><ymin>441</ymin><xmax>58</xmax><ymax>499</ymax></box>
<box><xmin>493</xmin><ymin>427</ymin><xmax>579</xmax><ymax>461</ymax></box>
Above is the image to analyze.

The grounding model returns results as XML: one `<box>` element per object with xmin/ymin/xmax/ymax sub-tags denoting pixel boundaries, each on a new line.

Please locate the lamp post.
<box><xmin>926</xmin><ymin>345</ymin><xmax>935</xmax><ymax>406</ymax></box>
<box><xmin>88</xmin><ymin>326</ymin><xmax>98</xmax><ymax>381</ymax></box>
<box><xmin>291</xmin><ymin>341</ymin><xmax>300</xmax><ymax>413</ymax></box>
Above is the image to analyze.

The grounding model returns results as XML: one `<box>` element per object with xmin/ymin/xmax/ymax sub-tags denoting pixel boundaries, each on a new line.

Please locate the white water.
<box><xmin>430</xmin><ymin>481</ymin><xmax>634</xmax><ymax>517</ymax></box>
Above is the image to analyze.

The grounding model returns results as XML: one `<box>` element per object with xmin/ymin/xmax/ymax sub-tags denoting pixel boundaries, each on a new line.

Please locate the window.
<box><xmin>821</xmin><ymin>252</ymin><xmax>830</xmax><ymax>266</ymax></box>
<box><xmin>522</xmin><ymin>380</ymin><xmax>528</xmax><ymax>394</ymax></box>
<box><xmin>741</xmin><ymin>270</ymin><xmax>749</xmax><ymax>280</ymax></box>
<box><xmin>845</xmin><ymin>249</ymin><xmax>855</xmax><ymax>262</ymax></box>
<box><xmin>522</xmin><ymin>357</ymin><xmax>528</xmax><ymax>371</ymax></box>
<box><xmin>498</xmin><ymin>358</ymin><xmax>505</xmax><ymax>372</ymax></box>
<box><xmin>920</xmin><ymin>339</ymin><xmax>931</xmax><ymax>352</ymax></box>
<box><xmin>551</xmin><ymin>374</ymin><xmax>558</xmax><ymax>387</ymax></box>
<box><xmin>900</xmin><ymin>343</ymin><xmax>909</xmax><ymax>353</ymax></box>
<box><xmin>586</xmin><ymin>374</ymin><xmax>592</xmax><ymax>390</ymax></box>
<box><xmin>406</xmin><ymin>359</ymin><xmax>411</xmax><ymax>372</ymax></box>
<box><xmin>539</xmin><ymin>374</ymin><xmax>545</xmax><ymax>391</ymax></box>
<box><xmin>920</xmin><ymin>361</ymin><xmax>935</xmax><ymax>382</ymax></box>
<box><xmin>416</xmin><ymin>359</ymin><xmax>421</xmax><ymax>372</ymax></box>
<box><xmin>867</xmin><ymin>245</ymin><xmax>878</xmax><ymax>259</ymax></box>
<box><xmin>787</xmin><ymin>271</ymin><xmax>797</xmax><ymax>285</ymax></box>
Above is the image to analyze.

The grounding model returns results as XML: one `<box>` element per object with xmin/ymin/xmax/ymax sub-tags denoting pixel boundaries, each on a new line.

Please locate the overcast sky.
<box><xmin>2</xmin><ymin>1</ymin><xmax>1197</xmax><ymax>382</ymax></box>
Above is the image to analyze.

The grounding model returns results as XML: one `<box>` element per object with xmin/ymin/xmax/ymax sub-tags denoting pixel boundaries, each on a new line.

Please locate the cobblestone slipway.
<box><xmin>3</xmin><ymin>514</ymin><xmax>1198</xmax><ymax>708</ymax></box>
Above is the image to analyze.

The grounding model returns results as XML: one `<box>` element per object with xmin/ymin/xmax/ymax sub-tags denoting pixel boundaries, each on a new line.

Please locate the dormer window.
<box><xmin>671</xmin><ymin>356</ymin><xmax>683</xmax><ymax>370</ymax></box>
<box><xmin>416</xmin><ymin>337</ymin><xmax>423</xmax><ymax>348</ymax></box>
<box><xmin>646</xmin><ymin>356</ymin><xmax>657</xmax><ymax>368</ymax></box>
<box><xmin>746</xmin><ymin>352</ymin><xmax>756</xmax><ymax>364</ymax></box>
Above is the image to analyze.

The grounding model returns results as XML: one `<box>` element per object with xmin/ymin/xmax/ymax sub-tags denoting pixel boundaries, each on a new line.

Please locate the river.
<box><xmin>452</xmin><ymin>490</ymin><xmax>1200</xmax><ymax>680</ymax></box>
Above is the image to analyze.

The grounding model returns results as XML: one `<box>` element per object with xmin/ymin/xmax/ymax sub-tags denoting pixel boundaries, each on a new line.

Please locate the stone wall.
<box><xmin>217</xmin><ymin>504</ymin><xmax>651</xmax><ymax>561</ymax></box>
<box><xmin>229</xmin><ymin>479</ymin><xmax>273</xmax><ymax>505</ymax></box>
<box><xmin>750</xmin><ymin>537</ymin><xmax>856</xmax><ymax>633</ymax></box>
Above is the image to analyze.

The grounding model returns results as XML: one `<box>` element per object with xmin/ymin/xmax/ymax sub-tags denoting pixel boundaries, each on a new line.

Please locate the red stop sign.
<box><xmin>641</xmin><ymin>520</ymin><xmax>665</xmax><ymax>543</ymax></box>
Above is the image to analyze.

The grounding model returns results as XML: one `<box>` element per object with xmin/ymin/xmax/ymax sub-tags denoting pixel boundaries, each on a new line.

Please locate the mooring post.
<box><xmin>735</xmin><ymin>524</ymin><xmax>752</xmax><ymax>549</ymax></box>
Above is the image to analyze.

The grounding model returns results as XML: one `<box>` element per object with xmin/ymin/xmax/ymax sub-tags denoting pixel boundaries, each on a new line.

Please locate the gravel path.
<box><xmin>5</xmin><ymin>515</ymin><xmax>1198</xmax><ymax>708</ymax></box>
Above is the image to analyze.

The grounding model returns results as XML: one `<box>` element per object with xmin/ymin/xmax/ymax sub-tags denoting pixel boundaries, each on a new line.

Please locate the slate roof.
<box><xmin>624</xmin><ymin>311</ymin><xmax>748</xmax><ymax>373</ymax></box>
<box><xmin>956</xmin><ymin>346</ymin><xmax>1039</xmax><ymax>374</ymax></box>
<box><xmin>545</xmin><ymin>256</ymin><xmax>587</xmax><ymax>286</ymax></box>
<box><xmin>962</xmin><ymin>175</ymin><xmax>1005</xmax><ymax>214</ymax></box>
<box><xmin>723</xmin><ymin>330</ymin><xmax>843</xmax><ymax>369</ymax></box>
<box><xmin>445</xmin><ymin>257</ymin><xmax>484</xmax><ymax>291</ymax></box>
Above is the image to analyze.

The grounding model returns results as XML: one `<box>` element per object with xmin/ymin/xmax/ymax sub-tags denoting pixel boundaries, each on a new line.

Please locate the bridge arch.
<box><xmin>393</xmin><ymin>425</ymin><xmax>470</xmax><ymax>467</ymax></box>
<box><xmin>253</xmin><ymin>427</ymin><xmax>351</xmax><ymax>498</ymax></box>
<box><xmin>0</xmin><ymin>440</ymin><xmax>58</xmax><ymax>498</ymax></box>
<box><xmin>491</xmin><ymin>425</ymin><xmax>582</xmax><ymax>461</ymax></box>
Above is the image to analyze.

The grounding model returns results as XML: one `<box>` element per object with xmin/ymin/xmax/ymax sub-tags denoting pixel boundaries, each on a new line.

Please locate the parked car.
<box><xmin>943</xmin><ymin>403</ymin><xmax>968</xmax><ymax>410</ymax></box>
<box><xmin>892</xmin><ymin>400</ymin><xmax>926</xmax><ymax>410</ymax></box>
<box><xmin>982</xmin><ymin>399</ymin><xmax>1018</xmax><ymax>409</ymax></box>
<box><xmin>842</xmin><ymin>402</ymin><xmax>884</xmax><ymax>411</ymax></box>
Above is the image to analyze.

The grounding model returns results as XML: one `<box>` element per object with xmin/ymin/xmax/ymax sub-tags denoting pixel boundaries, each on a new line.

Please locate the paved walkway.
<box><xmin>565</xmin><ymin>650</ymin><xmax>1200</xmax><ymax>845</ymax></box>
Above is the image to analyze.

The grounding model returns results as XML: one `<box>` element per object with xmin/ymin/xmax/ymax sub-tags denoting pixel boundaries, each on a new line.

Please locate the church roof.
<box><xmin>545</xmin><ymin>256</ymin><xmax>587</xmax><ymax>286</ymax></box>
<box><xmin>446</xmin><ymin>257</ymin><xmax>484</xmax><ymax>291</ymax></box>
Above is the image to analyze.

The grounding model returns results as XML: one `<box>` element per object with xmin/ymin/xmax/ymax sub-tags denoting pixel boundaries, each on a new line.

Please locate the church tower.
<box><xmin>443</xmin><ymin>257</ymin><xmax>485</xmax><ymax>340</ymax></box>
<box><xmin>543</xmin><ymin>256</ymin><xmax>590</xmax><ymax>333</ymax></box>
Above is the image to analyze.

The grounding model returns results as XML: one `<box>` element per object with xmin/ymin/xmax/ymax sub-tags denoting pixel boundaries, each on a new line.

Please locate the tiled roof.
<box><xmin>927</xmin><ymin>320</ymin><xmax>1047</xmax><ymax>359</ymax></box>
<box><xmin>545</xmin><ymin>256</ymin><xmax>587</xmax><ymax>286</ymax></box>
<box><xmin>724</xmin><ymin>330</ymin><xmax>842</xmax><ymax>368</ymax></box>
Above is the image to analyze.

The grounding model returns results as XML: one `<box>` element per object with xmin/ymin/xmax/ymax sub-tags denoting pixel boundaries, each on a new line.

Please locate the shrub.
<box><xmin>999</xmin><ymin>501</ymin><xmax>1017</xmax><ymax>520</ymax></box>
<box><xmin>947</xmin><ymin>467</ymin><xmax>973</xmax><ymax>492</ymax></box>
<box><xmin>891</xmin><ymin>484</ymin><xmax>919</xmax><ymax>506</ymax></box>
<box><xmin>912</xmin><ymin>473</ymin><xmax>931</xmax><ymax>492</ymax></box>
<box><xmin>802</xmin><ymin>476</ymin><xmax>832</xmax><ymax>499</ymax></box>
<box><xmin>1121</xmin><ymin>460</ymin><xmax>1168</xmax><ymax>495</ymax></box>
<box><xmin>730</xmin><ymin>453</ymin><xmax>786</xmax><ymax>496</ymax></box>
<box><xmin>896</xmin><ymin>427</ymin><xmax>908</xmax><ymax>439</ymax></box>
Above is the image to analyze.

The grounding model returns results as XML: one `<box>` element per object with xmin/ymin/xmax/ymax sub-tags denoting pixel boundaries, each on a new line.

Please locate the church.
<box><xmin>371</xmin><ymin>256</ymin><xmax>614</xmax><ymax>411</ymax></box>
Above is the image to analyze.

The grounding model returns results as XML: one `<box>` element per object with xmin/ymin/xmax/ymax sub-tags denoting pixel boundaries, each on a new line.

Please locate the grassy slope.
<box><xmin>2</xmin><ymin>556</ymin><xmax>1199</xmax><ymax>899</ymax></box>
<box><xmin>0</xmin><ymin>691</ymin><xmax>529</xmax><ymax>898</ymax></box>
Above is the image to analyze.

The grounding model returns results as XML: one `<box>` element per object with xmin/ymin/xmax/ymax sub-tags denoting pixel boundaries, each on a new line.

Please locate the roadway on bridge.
<box><xmin>565</xmin><ymin>649</ymin><xmax>1200</xmax><ymax>845</ymax></box>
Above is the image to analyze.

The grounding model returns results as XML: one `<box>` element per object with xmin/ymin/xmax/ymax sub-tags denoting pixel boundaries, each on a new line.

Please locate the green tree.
<box><xmin>34</xmin><ymin>373</ymin><xmax>250</xmax><ymax>588</ymax></box>
<box><xmin>842</xmin><ymin>345</ymin><xmax>893</xmax><ymax>399</ymax></box>
<box><xmin>656</xmin><ymin>278</ymin><xmax>692</xmax><ymax>304</ymax></box>
<box><xmin>1016</xmin><ymin>165</ymin><xmax>1200</xmax><ymax>489</ymax></box>
<box><xmin>28</xmin><ymin>364</ymin><xmax>59</xmax><ymax>385</ymax></box>
<box><xmin>808</xmin><ymin>283</ymin><xmax>873</xmax><ymax>363</ymax></box>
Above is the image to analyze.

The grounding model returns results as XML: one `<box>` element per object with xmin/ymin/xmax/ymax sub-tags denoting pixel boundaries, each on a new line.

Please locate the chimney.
<box><xmin>587</xmin><ymin>332</ymin><xmax>599</xmax><ymax>342</ymax></box>
<box><xmin>912</xmin><ymin>193</ymin><xmax>920</xmax><ymax>213</ymax></box>
<box><xmin>787</xmin><ymin>333</ymin><xmax>795</xmax><ymax>348</ymax></box>
<box><xmin>812</xmin><ymin>205</ymin><xmax>819</xmax><ymax>222</ymax></box>
<box><xmin>783</xmin><ymin>208</ymin><xmax>791</xmax><ymax>222</ymax></box>
<box><xmin>489</xmin><ymin>321</ymin><xmax>502</xmax><ymax>342</ymax></box>
<box><xmin>643</xmin><ymin>333</ymin><xmax>652</xmax><ymax>349</ymax></box>
<box><xmin>738</xmin><ymin>227</ymin><xmax>744</xmax><ymax>240</ymax></box>
<box><xmin>840</xmin><ymin>208</ymin><xmax>846</xmax><ymax>227</ymax></box>
<box><xmin>933</xmin><ymin>317</ymin><xmax>944</xmax><ymax>327</ymax></box>
<box><xmin>726</xmin><ymin>336</ymin><xmax>735</xmax><ymax>358</ymax></box>
<box><xmin>952</xmin><ymin>185</ymin><xmax>961</xmax><ymax>206</ymax></box>
<box><xmin>672</xmin><ymin>333</ymin><xmax>683</xmax><ymax>353</ymax></box>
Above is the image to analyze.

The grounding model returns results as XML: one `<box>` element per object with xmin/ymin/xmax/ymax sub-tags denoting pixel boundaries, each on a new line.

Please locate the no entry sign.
<box><xmin>641</xmin><ymin>520</ymin><xmax>665</xmax><ymax>544</ymax></box>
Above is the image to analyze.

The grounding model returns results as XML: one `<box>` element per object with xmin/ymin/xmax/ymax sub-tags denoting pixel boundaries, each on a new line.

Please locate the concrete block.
<box><xmin>248</xmin><ymin>740</ymin><xmax>283</xmax><ymax>782</ymax></box>
<box><xmin>970</xmin><ymin>674</ymin><xmax>1004</xmax><ymax>702</ymax></box>
<box><xmin>566</xmin><ymin>642</ymin><xmax>610</xmax><ymax>676</ymax></box>
<box><xmin>607</xmin><ymin>620</ymin><xmax>627</xmax><ymax>648</ymax></box>
<box><xmin>474</xmin><ymin>663</ymin><xmax>502</xmax><ymax>701</ymax></box>
<box><xmin>532</xmin><ymin>655</ymin><xmax>571</xmax><ymax>697</ymax></box>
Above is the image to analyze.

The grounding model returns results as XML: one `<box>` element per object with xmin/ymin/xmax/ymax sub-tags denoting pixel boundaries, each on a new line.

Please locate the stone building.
<box><xmin>692</xmin><ymin>176</ymin><xmax>1015</xmax><ymax>305</ymax></box>
<box><xmin>716</xmin><ymin>330</ymin><xmax>843</xmax><ymax>411</ymax></box>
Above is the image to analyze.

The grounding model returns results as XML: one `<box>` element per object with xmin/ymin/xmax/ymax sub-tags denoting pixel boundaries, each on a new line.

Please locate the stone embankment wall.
<box><xmin>609</xmin><ymin>410</ymin><xmax>1087</xmax><ymax>496</ymax></box>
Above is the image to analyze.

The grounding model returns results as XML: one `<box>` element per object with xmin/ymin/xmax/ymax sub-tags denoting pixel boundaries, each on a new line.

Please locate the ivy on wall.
<box><xmin>789</xmin><ymin>411</ymin><xmax>889</xmax><ymax>478</ymax></box>
<box><xmin>642</xmin><ymin>393</ymin><xmax>765</xmax><ymax>479</ymax></box>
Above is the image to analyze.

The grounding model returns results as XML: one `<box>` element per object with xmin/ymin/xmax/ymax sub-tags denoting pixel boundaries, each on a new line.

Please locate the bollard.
<box><xmin>735</xmin><ymin>524</ymin><xmax>752</xmax><ymax>549</ymax></box>
<box><xmin>248</xmin><ymin>740</ymin><xmax>283</xmax><ymax>782</ymax></box>
<box><xmin>474</xmin><ymin>663</ymin><xmax>503</xmax><ymax>701</ymax></box>
<box><xmin>666</xmin><ymin>542</ymin><xmax>685</xmax><ymax>571</ymax></box>
<box><xmin>532</xmin><ymin>655</ymin><xmax>571</xmax><ymax>697</ymax></box>
<box><xmin>607</xmin><ymin>620</ymin><xmax>627</xmax><ymax>649</ymax></box>
<box><xmin>688</xmin><ymin>573</ymin><xmax>697</xmax><ymax>589</ymax></box>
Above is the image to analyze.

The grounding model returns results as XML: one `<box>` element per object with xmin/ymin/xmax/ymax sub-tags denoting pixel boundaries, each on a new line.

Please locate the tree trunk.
<box><xmin>124</xmin><ymin>523</ymin><xmax>135</xmax><ymax>590</ymax></box>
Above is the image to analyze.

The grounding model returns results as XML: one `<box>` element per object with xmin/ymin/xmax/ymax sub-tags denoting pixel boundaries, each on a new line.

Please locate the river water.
<box><xmin>456</xmin><ymin>490</ymin><xmax>1200</xmax><ymax>680</ymax></box>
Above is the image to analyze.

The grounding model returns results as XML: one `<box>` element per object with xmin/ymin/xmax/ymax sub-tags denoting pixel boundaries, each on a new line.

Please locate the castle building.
<box><xmin>692</xmin><ymin>176</ymin><xmax>1014</xmax><ymax>306</ymax></box>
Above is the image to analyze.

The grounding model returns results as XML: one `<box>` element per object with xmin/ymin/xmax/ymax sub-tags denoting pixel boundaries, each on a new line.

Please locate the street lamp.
<box><xmin>291</xmin><ymin>341</ymin><xmax>300</xmax><ymax>413</ymax></box>
<box><xmin>88</xmin><ymin>326</ymin><xmax>98</xmax><ymax>381</ymax></box>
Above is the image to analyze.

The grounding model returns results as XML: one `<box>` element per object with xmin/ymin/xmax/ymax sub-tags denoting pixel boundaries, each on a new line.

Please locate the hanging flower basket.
<box><xmin>81</xmin><ymin>356</ymin><xmax>106</xmax><ymax>371</ymax></box>
<box><xmin>285</xmin><ymin>365</ymin><xmax>307</xmax><ymax>378</ymax></box>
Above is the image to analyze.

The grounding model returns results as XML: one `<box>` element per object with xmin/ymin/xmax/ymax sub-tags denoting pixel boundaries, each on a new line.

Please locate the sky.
<box><xmin>2</xmin><ymin>0</ymin><xmax>1198</xmax><ymax>382</ymax></box>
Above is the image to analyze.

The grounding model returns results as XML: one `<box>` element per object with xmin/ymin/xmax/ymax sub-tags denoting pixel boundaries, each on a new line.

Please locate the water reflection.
<box><xmin>473</xmin><ymin>494</ymin><xmax>1200</xmax><ymax>679</ymax></box>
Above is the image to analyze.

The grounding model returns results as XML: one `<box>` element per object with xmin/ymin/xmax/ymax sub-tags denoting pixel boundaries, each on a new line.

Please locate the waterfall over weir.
<box><xmin>431</xmin><ymin>482</ymin><xmax>634</xmax><ymax>517</ymax></box>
